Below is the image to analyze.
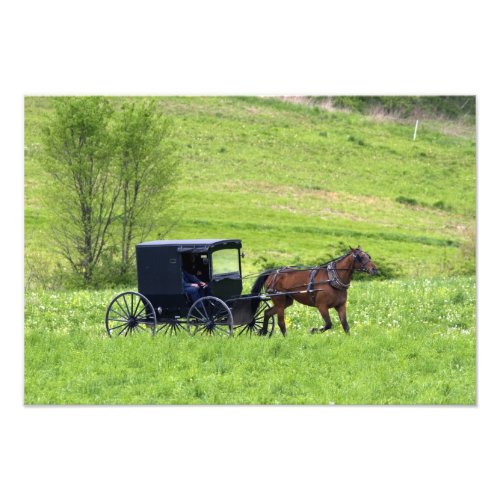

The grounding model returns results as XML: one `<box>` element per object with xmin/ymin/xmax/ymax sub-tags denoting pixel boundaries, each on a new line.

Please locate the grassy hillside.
<box><xmin>24</xmin><ymin>96</ymin><xmax>476</xmax><ymax>287</ymax></box>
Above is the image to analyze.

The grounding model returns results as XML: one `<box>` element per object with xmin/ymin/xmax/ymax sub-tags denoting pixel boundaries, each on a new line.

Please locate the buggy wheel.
<box><xmin>105</xmin><ymin>291</ymin><xmax>156</xmax><ymax>337</ymax></box>
<box><xmin>187</xmin><ymin>296</ymin><xmax>234</xmax><ymax>337</ymax></box>
<box><xmin>237</xmin><ymin>300</ymin><xmax>275</xmax><ymax>336</ymax></box>
<box><xmin>155</xmin><ymin>318</ymin><xmax>185</xmax><ymax>335</ymax></box>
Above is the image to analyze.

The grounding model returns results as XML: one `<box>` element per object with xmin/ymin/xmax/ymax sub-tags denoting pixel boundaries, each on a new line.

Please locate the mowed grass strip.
<box><xmin>24</xmin><ymin>276</ymin><xmax>475</xmax><ymax>405</ymax></box>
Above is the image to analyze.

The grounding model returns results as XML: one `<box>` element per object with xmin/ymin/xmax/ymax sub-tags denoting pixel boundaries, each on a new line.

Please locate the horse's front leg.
<box><xmin>335</xmin><ymin>303</ymin><xmax>350</xmax><ymax>334</ymax></box>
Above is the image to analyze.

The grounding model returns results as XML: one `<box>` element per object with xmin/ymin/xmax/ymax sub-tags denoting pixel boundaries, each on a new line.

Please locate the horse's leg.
<box><xmin>270</xmin><ymin>295</ymin><xmax>288</xmax><ymax>337</ymax></box>
<box><xmin>335</xmin><ymin>302</ymin><xmax>350</xmax><ymax>334</ymax></box>
<box><xmin>280</xmin><ymin>295</ymin><xmax>294</xmax><ymax>337</ymax></box>
<box><xmin>260</xmin><ymin>301</ymin><xmax>278</xmax><ymax>336</ymax></box>
<box><xmin>310</xmin><ymin>302</ymin><xmax>333</xmax><ymax>333</ymax></box>
<box><xmin>276</xmin><ymin>304</ymin><xmax>287</xmax><ymax>336</ymax></box>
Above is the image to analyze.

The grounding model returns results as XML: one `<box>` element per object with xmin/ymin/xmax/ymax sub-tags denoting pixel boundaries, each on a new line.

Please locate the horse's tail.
<box><xmin>249</xmin><ymin>269</ymin><xmax>274</xmax><ymax>315</ymax></box>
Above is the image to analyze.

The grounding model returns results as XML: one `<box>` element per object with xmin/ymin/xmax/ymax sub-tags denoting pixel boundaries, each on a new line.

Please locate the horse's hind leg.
<box><xmin>260</xmin><ymin>303</ymin><xmax>277</xmax><ymax>336</ymax></box>
<box><xmin>335</xmin><ymin>303</ymin><xmax>350</xmax><ymax>334</ymax></box>
<box><xmin>261</xmin><ymin>295</ymin><xmax>292</xmax><ymax>337</ymax></box>
<box><xmin>310</xmin><ymin>303</ymin><xmax>333</xmax><ymax>334</ymax></box>
<box><xmin>272</xmin><ymin>295</ymin><xmax>290</xmax><ymax>337</ymax></box>
<box><xmin>276</xmin><ymin>306</ymin><xmax>287</xmax><ymax>337</ymax></box>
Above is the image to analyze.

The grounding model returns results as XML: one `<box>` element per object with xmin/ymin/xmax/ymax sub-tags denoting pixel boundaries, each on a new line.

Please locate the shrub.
<box><xmin>395</xmin><ymin>196</ymin><xmax>418</xmax><ymax>206</ymax></box>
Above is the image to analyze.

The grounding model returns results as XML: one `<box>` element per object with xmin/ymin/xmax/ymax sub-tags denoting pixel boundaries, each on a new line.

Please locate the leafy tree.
<box><xmin>114</xmin><ymin>99</ymin><xmax>178</xmax><ymax>277</ymax></box>
<box><xmin>42</xmin><ymin>97</ymin><xmax>119</xmax><ymax>284</ymax></box>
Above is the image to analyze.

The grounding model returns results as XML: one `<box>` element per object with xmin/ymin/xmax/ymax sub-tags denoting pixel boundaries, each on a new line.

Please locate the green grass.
<box><xmin>24</xmin><ymin>276</ymin><xmax>475</xmax><ymax>404</ymax></box>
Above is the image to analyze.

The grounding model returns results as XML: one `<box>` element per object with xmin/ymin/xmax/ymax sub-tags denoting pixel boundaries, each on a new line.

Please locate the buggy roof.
<box><xmin>136</xmin><ymin>239</ymin><xmax>241</xmax><ymax>252</ymax></box>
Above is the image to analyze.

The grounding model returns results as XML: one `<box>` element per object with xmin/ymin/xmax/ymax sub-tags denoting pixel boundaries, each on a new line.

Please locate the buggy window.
<box><xmin>211</xmin><ymin>249</ymin><xmax>240</xmax><ymax>276</ymax></box>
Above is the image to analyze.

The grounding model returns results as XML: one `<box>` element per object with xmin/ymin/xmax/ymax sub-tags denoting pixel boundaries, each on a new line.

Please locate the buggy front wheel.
<box><xmin>187</xmin><ymin>296</ymin><xmax>234</xmax><ymax>336</ymax></box>
<box><xmin>105</xmin><ymin>291</ymin><xmax>157</xmax><ymax>337</ymax></box>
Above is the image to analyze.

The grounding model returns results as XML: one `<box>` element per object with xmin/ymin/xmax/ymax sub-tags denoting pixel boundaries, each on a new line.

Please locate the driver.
<box><xmin>183</xmin><ymin>270</ymin><xmax>209</xmax><ymax>303</ymax></box>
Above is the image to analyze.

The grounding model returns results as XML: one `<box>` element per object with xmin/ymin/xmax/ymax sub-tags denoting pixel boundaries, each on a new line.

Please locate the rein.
<box><xmin>243</xmin><ymin>255</ymin><xmax>366</xmax><ymax>280</ymax></box>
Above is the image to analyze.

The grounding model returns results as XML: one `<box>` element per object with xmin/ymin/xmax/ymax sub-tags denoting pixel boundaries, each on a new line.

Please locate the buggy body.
<box><xmin>105</xmin><ymin>238</ymin><xmax>275</xmax><ymax>337</ymax></box>
<box><xmin>136</xmin><ymin>239</ymin><xmax>243</xmax><ymax>319</ymax></box>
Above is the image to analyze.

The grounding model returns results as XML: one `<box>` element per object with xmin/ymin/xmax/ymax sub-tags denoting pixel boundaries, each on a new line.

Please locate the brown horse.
<box><xmin>250</xmin><ymin>246</ymin><xmax>378</xmax><ymax>336</ymax></box>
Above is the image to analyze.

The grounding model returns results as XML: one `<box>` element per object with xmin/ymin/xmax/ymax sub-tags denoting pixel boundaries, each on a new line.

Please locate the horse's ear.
<box><xmin>357</xmin><ymin>245</ymin><xmax>362</xmax><ymax>250</ymax></box>
<box><xmin>349</xmin><ymin>246</ymin><xmax>354</xmax><ymax>252</ymax></box>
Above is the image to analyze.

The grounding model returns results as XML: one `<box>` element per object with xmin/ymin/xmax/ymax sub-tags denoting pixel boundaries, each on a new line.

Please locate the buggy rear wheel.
<box><xmin>155</xmin><ymin>318</ymin><xmax>185</xmax><ymax>335</ymax></box>
<box><xmin>237</xmin><ymin>300</ymin><xmax>275</xmax><ymax>336</ymax></box>
<box><xmin>105</xmin><ymin>291</ymin><xmax>157</xmax><ymax>337</ymax></box>
<box><xmin>187</xmin><ymin>296</ymin><xmax>234</xmax><ymax>336</ymax></box>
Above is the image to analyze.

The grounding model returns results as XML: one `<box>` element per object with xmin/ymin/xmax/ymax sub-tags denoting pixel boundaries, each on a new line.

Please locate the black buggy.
<box><xmin>105</xmin><ymin>239</ymin><xmax>275</xmax><ymax>337</ymax></box>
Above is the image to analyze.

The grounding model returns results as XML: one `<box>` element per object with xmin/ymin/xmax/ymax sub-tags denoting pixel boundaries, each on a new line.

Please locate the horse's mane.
<box><xmin>317</xmin><ymin>251</ymin><xmax>352</xmax><ymax>268</ymax></box>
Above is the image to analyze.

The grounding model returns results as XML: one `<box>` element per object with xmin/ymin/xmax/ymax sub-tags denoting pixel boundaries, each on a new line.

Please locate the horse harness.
<box><xmin>326</xmin><ymin>261</ymin><xmax>351</xmax><ymax>290</ymax></box>
<box><xmin>306</xmin><ymin>262</ymin><xmax>351</xmax><ymax>304</ymax></box>
<box><xmin>266</xmin><ymin>261</ymin><xmax>351</xmax><ymax>306</ymax></box>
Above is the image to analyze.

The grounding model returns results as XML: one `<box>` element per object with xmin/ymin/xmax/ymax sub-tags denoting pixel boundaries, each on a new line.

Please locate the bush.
<box><xmin>396</xmin><ymin>195</ymin><xmax>418</xmax><ymax>206</ymax></box>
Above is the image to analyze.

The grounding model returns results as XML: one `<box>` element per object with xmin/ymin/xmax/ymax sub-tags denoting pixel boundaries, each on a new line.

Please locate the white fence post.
<box><xmin>413</xmin><ymin>119</ymin><xmax>419</xmax><ymax>141</ymax></box>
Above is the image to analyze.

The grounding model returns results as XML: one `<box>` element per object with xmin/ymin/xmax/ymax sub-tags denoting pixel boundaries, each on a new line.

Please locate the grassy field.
<box><xmin>24</xmin><ymin>276</ymin><xmax>475</xmax><ymax>404</ymax></box>
<box><xmin>24</xmin><ymin>96</ymin><xmax>476</xmax><ymax>404</ymax></box>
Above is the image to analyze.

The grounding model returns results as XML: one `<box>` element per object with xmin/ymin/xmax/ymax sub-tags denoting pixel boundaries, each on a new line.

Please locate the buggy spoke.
<box><xmin>121</xmin><ymin>296</ymin><xmax>131</xmax><ymax>317</ymax></box>
<box><xmin>117</xmin><ymin>324</ymin><xmax>129</xmax><ymax>337</ymax></box>
<box><xmin>193</xmin><ymin>324</ymin><xmax>204</xmax><ymax>335</ymax></box>
<box><xmin>133</xmin><ymin>297</ymin><xmax>143</xmax><ymax>317</ymax></box>
<box><xmin>156</xmin><ymin>323</ymin><xmax>168</xmax><ymax>334</ymax></box>
<box><xmin>239</xmin><ymin>323</ymin><xmax>252</xmax><ymax>335</ymax></box>
<box><xmin>108</xmin><ymin>322</ymin><xmax>129</xmax><ymax>331</ymax></box>
<box><xmin>109</xmin><ymin>308</ymin><xmax>128</xmax><ymax>320</ymax></box>
<box><xmin>156</xmin><ymin>320</ymin><xmax>184</xmax><ymax>335</ymax></box>
<box><xmin>107</xmin><ymin>316</ymin><xmax>129</xmax><ymax>324</ymax></box>
<box><xmin>217</xmin><ymin>325</ymin><xmax>231</xmax><ymax>335</ymax></box>
<box><xmin>120</xmin><ymin>296</ymin><xmax>132</xmax><ymax>317</ymax></box>
<box><xmin>191</xmin><ymin>322</ymin><xmax>204</xmax><ymax>334</ymax></box>
<box><xmin>135</xmin><ymin>304</ymin><xmax>147</xmax><ymax>319</ymax></box>
<box><xmin>191</xmin><ymin>308</ymin><xmax>207</xmax><ymax>322</ymax></box>
<box><xmin>214</xmin><ymin>324</ymin><xmax>228</xmax><ymax>336</ymax></box>
<box><xmin>200</xmin><ymin>300</ymin><xmax>209</xmax><ymax>320</ymax></box>
<box><xmin>115</xmin><ymin>299</ymin><xmax>129</xmax><ymax>319</ymax></box>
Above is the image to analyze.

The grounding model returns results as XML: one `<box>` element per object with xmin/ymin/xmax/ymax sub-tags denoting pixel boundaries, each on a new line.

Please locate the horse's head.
<box><xmin>350</xmin><ymin>246</ymin><xmax>378</xmax><ymax>275</ymax></box>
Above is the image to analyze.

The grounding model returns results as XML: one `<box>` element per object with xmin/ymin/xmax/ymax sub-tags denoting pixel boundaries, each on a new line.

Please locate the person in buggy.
<box><xmin>183</xmin><ymin>270</ymin><xmax>210</xmax><ymax>303</ymax></box>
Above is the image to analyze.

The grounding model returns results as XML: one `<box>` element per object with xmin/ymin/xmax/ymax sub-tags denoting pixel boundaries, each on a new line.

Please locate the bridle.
<box><xmin>325</xmin><ymin>252</ymin><xmax>370</xmax><ymax>289</ymax></box>
<box><xmin>352</xmin><ymin>252</ymin><xmax>372</xmax><ymax>273</ymax></box>
<box><xmin>323</xmin><ymin>251</ymin><xmax>371</xmax><ymax>273</ymax></box>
